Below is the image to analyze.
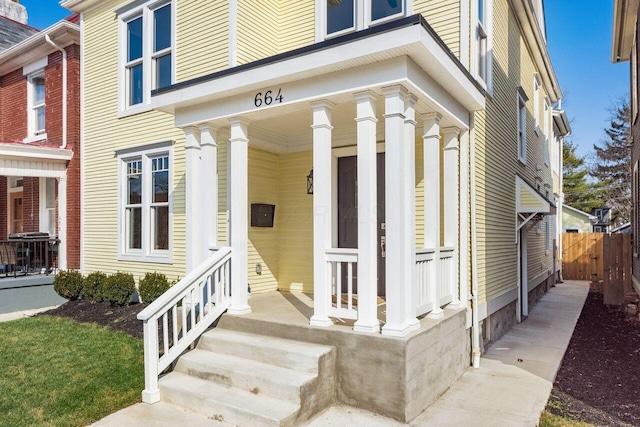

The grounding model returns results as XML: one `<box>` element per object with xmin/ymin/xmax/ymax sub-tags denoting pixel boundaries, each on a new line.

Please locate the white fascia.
<box><xmin>151</xmin><ymin>23</ymin><xmax>485</xmax><ymax>121</ymax></box>
<box><xmin>0</xmin><ymin>144</ymin><xmax>73</xmax><ymax>162</ymax></box>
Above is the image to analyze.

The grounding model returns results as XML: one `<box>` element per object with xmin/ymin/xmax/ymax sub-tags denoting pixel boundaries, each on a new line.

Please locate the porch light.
<box><xmin>306</xmin><ymin>169</ymin><xmax>313</xmax><ymax>195</ymax></box>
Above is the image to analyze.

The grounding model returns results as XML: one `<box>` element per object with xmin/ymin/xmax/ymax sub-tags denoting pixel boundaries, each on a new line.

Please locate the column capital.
<box><xmin>199</xmin><ymin>124</ymin><xmax>218</xmax><ymax>147</ymax></box>
<box><xmin>355</xmin><ymin>90</ymin><xmax>378</xmax><ymax>123</ymax></box>
<box><xmin>198</xmin><ymin>122</ymin><xmax>218</xmax><ymax>133</ymax></box>
<box><xmin>354</xmin><ymin>90</ymin><xmax>379</xmax><ymax>102</ymax></box>
<box><xmin>228</xmin><ymin>117</ymin><xmax>250</xmax><ymax>128</ymax></box>
<box><xmin>441</xmin><ymin>126</ymin><xmax>461</xmax><ymax>137</ymax></box>
<box><xmin>310</xmin><ymin>99</ymin><xmax>336</xmax><ymax>110</ymax></box>
<box><xmin>229</xmin><ymin>118</ymin><xmax>250</xmax><ymax>143</ymax></box>
<box><xmin>421</xmin><ymin>112</ymin><xmax>442</xmax><ymax>123</ymax></box>
<box><xmin>182</xmin><ymin>126</ymin><xmax>201</xmax><ymax>150</ymax></box>
<box><xmin>381</xmin><ymin>84</ymin><xmax>409</xmax><ymax>97</ymax></box>
<box><xmin>404</xmin><ymin>93</ymin><xmax>418</xmax><ymax>126</ymax></box>
<box><xmin>442</xmin><ymin>126</ymin><xmax>461</xmax><ymax>150</ymax></box>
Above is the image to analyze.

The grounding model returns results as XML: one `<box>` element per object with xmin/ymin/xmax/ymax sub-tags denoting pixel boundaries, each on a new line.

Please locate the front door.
<box><xmin>337</xmin><ymin>154</ymin><xmax>386</xmax><ymax>296</ymax></box>
<box><xmin>10</xmin><ymin>192</ymin><xmax>23</xmax><ymax>235</ymax></box>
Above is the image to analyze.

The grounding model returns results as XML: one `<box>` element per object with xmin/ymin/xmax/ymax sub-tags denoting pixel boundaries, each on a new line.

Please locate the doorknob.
<box><xmin>380</xmin><ymin>236</ymin><xmax>386</xmax><ymax>258</ymax></box>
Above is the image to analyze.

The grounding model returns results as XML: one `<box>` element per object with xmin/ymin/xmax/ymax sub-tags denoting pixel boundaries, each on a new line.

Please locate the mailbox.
<box><xmin>251</xmin><ymin>203</ymin><xmax>275</xmax><ymax>227</ymax></box>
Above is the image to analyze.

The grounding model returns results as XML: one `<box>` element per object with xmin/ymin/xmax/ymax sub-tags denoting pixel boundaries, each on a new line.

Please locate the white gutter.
<box><xmin>45</xmin><ymin>35</ymin><xmax>67</xmax><ymax>149</ymax></box>
<box><xmin>470</xmin><ymin>112</ymin><xmax>480</xmax><ymax>368</ymax></box>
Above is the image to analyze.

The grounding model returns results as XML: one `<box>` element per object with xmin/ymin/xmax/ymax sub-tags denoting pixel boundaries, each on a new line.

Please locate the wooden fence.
<box><xmin>562</xmin><ymin>233</ymin><xmax>632</xmax><ymax>305</ymax></box>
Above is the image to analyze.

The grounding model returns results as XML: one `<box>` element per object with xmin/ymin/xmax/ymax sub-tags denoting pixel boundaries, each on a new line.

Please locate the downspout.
<box><xmin>470</xmin><ymin>112</ymin><xmax>481</xmax><ymax>368</ymax></box>
<box><xmin>45</xmin><ymin>35</ymin><xmax>67</xmax><ymax>149</ymax></box>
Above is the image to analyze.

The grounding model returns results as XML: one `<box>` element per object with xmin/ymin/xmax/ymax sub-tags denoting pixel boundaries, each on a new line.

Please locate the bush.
<box><xmin>82</xmin><ymin>271</ymin><xmax>107</xmax><ymax>303</ymax></box>
<box><xmin>103</xmin><ymin>272</ymin><xmax>136</xmax><ymax>306</ymax></box>
<box><xmin>53</xmin><ymin>270</ymin><xmax>84</xmax><ymax>300</ymax></box>
<box><xmin>138</xmin><ymin>272</ymin><xmax>170</xmax><ymax>304</ymax></box>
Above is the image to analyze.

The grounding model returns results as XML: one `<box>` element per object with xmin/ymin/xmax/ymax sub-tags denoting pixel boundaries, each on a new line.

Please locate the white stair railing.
<box><xmin>415</xmin><ymin>248</ymin><xmax>436</xmax><ymax>316</ymax></box>
<box><xmin>137</xmin><ymin>246</ymin><xmax>232</xmax><ymax>404</ymax></box>
<box><xmin>438</xmin><ymin>247</ymin><xmax>455</xmax><ymax>306</ymax></box>
<box><xmin>326</xmin><ymin>248</ymin><xmax>358</xmax><ymax>320</ymax></box>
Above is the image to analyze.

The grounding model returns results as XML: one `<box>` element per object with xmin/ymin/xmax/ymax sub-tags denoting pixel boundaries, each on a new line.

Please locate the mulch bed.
<box><xmin>42</xmin><ymin>300</ymin><xmax>145</xmax><ymax>339</ymax></box>
<box><xmin>548</xmin><ymin>289</ymin><xmax>640</xmax><ymax>426</ymax></box>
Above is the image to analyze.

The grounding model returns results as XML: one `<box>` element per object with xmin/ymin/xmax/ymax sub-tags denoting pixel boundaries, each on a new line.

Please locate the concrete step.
<box><xmin>160</xmin><ymin>372</ymin><xmax>300</xmax><ymax>427</ymax></box>
<box><xmin>198</xmin><ymin>328</ymin><xmax>334</xmax><ymax>373</ymax></box>
<box><xmin>174</xmin><ymin>349</ymin><xmax>317</xmax><ymax>402</ymax></box>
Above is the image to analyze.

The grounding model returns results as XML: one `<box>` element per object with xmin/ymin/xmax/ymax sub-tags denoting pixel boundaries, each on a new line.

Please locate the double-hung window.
<box><xmin>533</xmin><ymin>75</ymin><xmax>540</xmax><ymax>133</ymax></box>
<box><xmin>27</xmin><ymin>72</ymin><xmax>45</xmax><ymax>138</ymax></box>
<box><xmin>119</xmin><ymin>1</ymin><xmax>173</xmax><ymax>114</ymax></box>
<box><xmin>517</xmin><ymin>89</ymin><xmax>527</xmax><ymax>164</ymax></box>
<box><xmin>474</xmin><ymin>0</ymin><xmax>493</xmax><ymax>90</ymax></box>
<box><xmin>119</xmin><ymin>143</ymin><xmax>172</xmax><ymax>263</ymax></box>
<box><xmin>322</xmin><ymin>0</ymin><xmax>408</xmax><ymax>40</ymax></box>
<box><xmin>543</xmin><ymin>98</ymin><xmax>550</xmax><ymax>166</ymax></box>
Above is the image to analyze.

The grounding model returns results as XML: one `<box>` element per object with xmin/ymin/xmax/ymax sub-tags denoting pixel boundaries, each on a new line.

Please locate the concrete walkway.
<box><xmin>95</xmin><ymin>280</ymin><xmax>589</xmax><ymax>426</ymax></box>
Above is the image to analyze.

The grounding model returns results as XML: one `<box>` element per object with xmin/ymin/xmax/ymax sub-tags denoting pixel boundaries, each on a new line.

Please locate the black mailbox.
<box><xmin>251</xmin><ymin>203</ymin><xmax>275</xmax><ymax>227</ymax></box>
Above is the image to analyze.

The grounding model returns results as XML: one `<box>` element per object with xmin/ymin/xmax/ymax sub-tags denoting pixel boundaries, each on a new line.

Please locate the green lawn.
<box><xmin>0</xmin><ymin>315</ymin><xmax>144</xmax><ymax>427</ymax></box>
<box><xmin>539</xmin><ymin>411</ymin><xmax>595</xmax><ymax>427</ymax></box>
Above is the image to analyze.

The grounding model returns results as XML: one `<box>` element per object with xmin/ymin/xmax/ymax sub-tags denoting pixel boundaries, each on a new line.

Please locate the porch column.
<box><xmin>381</xmin><ymin>85</ymin><xmax>414</xmax><ymax>338</ymax></box>
<box><xmin>404</xmin><ymin>93</ymin><xmax>420</xmax><ymax>331</ymax></box>
<box><xmin>310</xmin><ymin>100</ymin><xmax>334</xmax><ymax>327</ymax></box>
<box><xmin>184</xmin><ymin>127</ymin><xmax>203</xmax><ymax>272</ymax></box>
<box><xmin>422</xmin><ymin>112</ymin><xmax>443</xmax><ymax>319</ymax></box>
<box><xmin>443</xmin><ymin>126</ymin><xmax>462</xmax><ymax>308</ymax></box>
<box><xmin>199</xmin><ymin>124</ymin><xmax>219</xmax><ymax>252</ymax></box>
<box><xmin>353</xmin><ymin>91</ymin><xmax>379</xmax><ymax>334</ymax></box>
<box><xmin>228</xmin><ymin>118</ymin><xmax>251</xmax><ymax>315</ymax></box>
<box><xmin>57</xmin><ymin>173</ymin><xmax>67</xmax><ymax>270</ymax></box>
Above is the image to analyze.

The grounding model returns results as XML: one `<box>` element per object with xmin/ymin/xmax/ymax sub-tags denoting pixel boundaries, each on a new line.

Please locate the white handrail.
<box><xmin>138</xmin><ymin>246</ymin><xmax>232</xmax><ymax>403</ymax></box>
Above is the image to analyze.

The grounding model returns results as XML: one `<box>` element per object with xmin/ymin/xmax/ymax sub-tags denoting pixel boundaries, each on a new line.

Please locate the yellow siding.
<box><xmin>176</xmin><ymin>0</ymin><xmax>229</xmax><ymax>81</ymax></box>
<box><xmin>562</xmin><ymin>209</ymin><xmax>593</xmax><ymax>233</ymax></box>
<box><xmin>277</xmin><ymin>151</ymin><xmax>314</xmax><ymax>292</ymax></box>
<box><xmin>413</xmin><ymin>0</ymin><xmax>461</xmax><ymax>58</ymax></box>
<box><xmin>248</xmin><ymin>148</ymin><xmax>280</xmax><ymax>293</ymax></box>
<box><xmin>473</xmin><ymin>0</ymin><xmax>554</xmax><ymax>303</ymax></box>
<box><xmin>83</xmin><ymin>1</ymin><xmax>186</xmax><ymax>281</ymax></box>
<box><xmin>237</xmin><ymin>0</ymin><xmax>279</xmax><ymax>65</ymax></box>
<box><xmin>279</xmin><ymin>0</ymin><xmax>315</xmax><ymax>52</ymax></box>
<box><xmin>520</xmin><ymin>185</ymin><xmax>541</xmax><ymax>208</ymax></box>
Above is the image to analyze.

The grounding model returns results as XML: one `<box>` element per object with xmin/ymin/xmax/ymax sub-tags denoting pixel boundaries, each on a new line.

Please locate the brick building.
<box><xmin>0</xmin><ymin>1</ymin><xmax>80</xmax><ymax>269</ymax></box>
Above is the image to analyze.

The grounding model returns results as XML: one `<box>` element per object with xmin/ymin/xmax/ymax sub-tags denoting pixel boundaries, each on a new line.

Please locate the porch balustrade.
<box><xmin>415</xmin><ymin>247</ymin><xmax>457</xmax><ymax>317</ymax></box>
<box><xmin>437</xmin><ymin>247</ymin><xmax>456</xmax><ymax>307</ymax></box>
<box><xmin>325</xmin><ymin>248</ymin><xmax>358</xmax><ymax>320</ymax></box>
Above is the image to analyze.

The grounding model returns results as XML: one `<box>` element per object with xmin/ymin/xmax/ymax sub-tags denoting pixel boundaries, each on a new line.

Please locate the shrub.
<box><xmin>53</xmin><ymin>270</ymin><xmax>84</xmax><ymax>300</ymax></box>
<box><xmin>82</xmin><ymin>271</ymin><xmax>107</xmax><ymax>303</ymax></box>
<box><xmin>138</xmin><ymin>272</ymin><xmax>170</xmax><ymax>304</ymax></box>
<box><xmin>103</xmin><ymin>272</ymin><xmax>136</xmax><ymax>306</ymax></box>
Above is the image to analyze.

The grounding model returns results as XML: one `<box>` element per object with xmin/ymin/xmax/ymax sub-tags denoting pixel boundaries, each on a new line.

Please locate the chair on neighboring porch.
<box><xmin>0</xmin><ymin>244</ymin><xmax>17</xmax><ymax>278</ymax></box>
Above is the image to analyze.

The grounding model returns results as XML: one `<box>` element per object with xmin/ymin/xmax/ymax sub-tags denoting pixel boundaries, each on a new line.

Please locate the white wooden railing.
<box><xmin>137</xmin><ymin>246</ymin><xmax>232</xmax><ymax>403</ymax></box>
<box><xmin>326</xmin><ymin>248</ymin><xmax>358</xmax><ymax>320</ymax></box>
<box><xmin>415</xmin><ymin>247</ymin><xmax>457</xmax><ymax>316</ymax></box>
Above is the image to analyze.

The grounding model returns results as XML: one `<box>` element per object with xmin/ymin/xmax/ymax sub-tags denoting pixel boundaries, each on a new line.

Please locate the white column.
<box><xmin>404</xmin><ymin>93</ymin><xmax>420</xmax><ymax>331</ymax></box>
<box><xmin>381</xmin><ymin>84</ymin><xmax>413</xmax><ymax>338</ymax></box>
<box><xmin>310</xmin><ymin>100</ymin><xmax>334</xmax><ymax>327</ymax></box>
<box><xmin>228</xmin><ymin>118</ymin><xmax>251</xmax><ymax>315</ymax></box>
<box><xmin>443</xmin><ymin>126</ymin><xmax>462</xmax><ymax>308</ymax></box>
<box><xmin>57</xmin><ymin>174</ymin><xmax>67</xmax><ymax>270</ymax></box>
<box><xmin>353</xmin><ymin>91</ymin><xmax>380</xmax><ymax>333</ymax></box>
<box><xmin>199</xmin><ymin>124</ymin><xmax>219</xmax><ymax>253</ymax></box>
<box><xmin>184</xmin><ymin>127</ymin><xmax>202</xmax><ymax>272</ymax></box>
<box><xmin>422</xmin><ymin>113</ymin><xmax>443</xmax><ymax>319</ymax></box>
<box><xmin>458</xmin><ymin>130</ymin><xmax>470</xmax><ymax>309</ymax></box>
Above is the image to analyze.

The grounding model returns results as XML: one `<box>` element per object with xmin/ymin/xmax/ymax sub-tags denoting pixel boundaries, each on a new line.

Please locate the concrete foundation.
<box><xmin>0</xmin><ymin>276</ymin><xmax>65</xmax><ymax>314</ymax></box>
<box><xmin>487</xmin><ymin>300</ymin><xmax>517</xmax><ymax>345</ymax></box>
<box><xmin>217</xmin><ymin>292</ymin><xmax>469</xmax><ymax>422</ymax></box>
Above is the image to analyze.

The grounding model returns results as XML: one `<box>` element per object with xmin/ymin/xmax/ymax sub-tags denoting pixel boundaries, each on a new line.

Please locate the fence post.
<box><xmin>141</xmin><ymin>318</ymin><xmax>160</xmax><ymax>404</ymax></box>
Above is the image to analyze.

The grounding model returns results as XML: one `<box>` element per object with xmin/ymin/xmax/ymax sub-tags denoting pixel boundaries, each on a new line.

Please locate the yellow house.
<box><xmin>562</xmin><ymin>204</ymin><xmax>597</xmax><ymax>234</ymax></box>
<box><xmin>62</xmin><ymin>0</ymin><xmax>566</xmax><ymax>423</ymax></box>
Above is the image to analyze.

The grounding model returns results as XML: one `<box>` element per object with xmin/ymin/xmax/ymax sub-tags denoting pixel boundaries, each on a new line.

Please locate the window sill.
<box><xmin>118</xmin><ymin>253</ymin><xmax>173</xmax><ymax>264</ymax></box>
<box><xmin>23</xmin><ymin>133</ymin><xmax>47</xmax><ymax>144</ymax></box>
<box><xmin>118</xmin><ymin>104</ymin><xmax>153</xmax><ymax>119</ymax></box>
<box><xmin>518</xmin><ymin>157</ymin><xmax>526</xmax><ymax>166</ymax></box>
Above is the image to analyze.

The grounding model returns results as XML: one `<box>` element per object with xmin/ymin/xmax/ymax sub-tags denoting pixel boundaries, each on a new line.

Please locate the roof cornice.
<box><xmin>0</xmin><ymin>20</ymin><xmax>79</xmax><ymax>75</ymax></box>
<box><xmin>509</xmin><ymin>0</ymin><xmax>562</xmax><ymax>102</ymax></box>
<box><xmin>59</xmin><ymin>0</ymin><xmax>103</xmax><ymax>12</ymax></box>
<box><xmin>612</xmin><ymin>0</ymin><xmax>639</xmax><ymax>63</ymax></box>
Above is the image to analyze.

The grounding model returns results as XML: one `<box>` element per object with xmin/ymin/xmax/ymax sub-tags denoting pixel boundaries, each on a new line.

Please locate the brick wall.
<box><xmin>0</xmin><ymin>68</ymin><xmax>27</xmax><ymax>142</ymax></box>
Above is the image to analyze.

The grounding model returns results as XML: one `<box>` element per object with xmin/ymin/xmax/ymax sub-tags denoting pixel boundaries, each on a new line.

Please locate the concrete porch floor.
<box><xmin>94</xmin><ymin>280</ymin><xmax>590</xmax><ymax>426</ymax></box>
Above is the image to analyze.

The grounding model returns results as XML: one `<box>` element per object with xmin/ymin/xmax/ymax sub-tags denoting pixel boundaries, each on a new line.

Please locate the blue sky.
<box><xmin>23</xmin><ymin>1</ymin><xmax>627</xmax><ymax>161</ymax></box>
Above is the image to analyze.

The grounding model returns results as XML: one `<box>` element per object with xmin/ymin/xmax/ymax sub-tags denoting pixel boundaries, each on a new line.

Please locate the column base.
<box><xmin>310</xmin><ymin>315</ymin><xmax>334</xmax><ymax>327</ymax></box>
<box><xmin>447</xmin><ymin>300</ymin><xmax>464</xmax><ymax>309</ymax></box>
<box><xmin>408</xmin><ymin>317</ymin><xmax>421</xmax><ymax>331</ymax></box>
<box><xmin>381</xmin><ymin>322</ymin><xmax>411</xmax><ymax>337</ymax></box>
<box><xmin>227</xmin><ymin>304</ymin><xmax>252</xmax><ymax>315</ymax></box>
<box><xmin>427</xmin><ymin>307</ymin><xmax>444</xmax><ymax>319</ymax></box>
<box><xmin>142</xmin><ymin>389</ymin><xmax>160</xmax><ymax>404</ymax></box>
<box><xmin>353</xmin><ymin>320</ymin><xmax>380</xmax><ymax>334</ymax></box>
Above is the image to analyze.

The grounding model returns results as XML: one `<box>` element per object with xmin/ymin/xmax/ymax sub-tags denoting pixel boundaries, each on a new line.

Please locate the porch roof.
<box><xmin>151</xmin><ymin>15</ymin><xmax>485</xmax><ymax>124</ymax></box>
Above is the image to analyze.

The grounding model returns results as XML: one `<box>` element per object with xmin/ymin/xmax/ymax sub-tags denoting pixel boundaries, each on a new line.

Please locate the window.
<box><xmin>475</xmin><ymin>0</ymin><xmax>492</xmax><ymax>88</ymax></box>
<box><xmin>27</xmin><ymin>72</ymin><xmax>46</xmax><ymax>139</ymax></box>
<box><xmin>517</xmin><ymin>89</ymin><xmax>527</xmax><ymax>163</ymax></box>
<box><xmin>119</xmin><ymin>1</ymin><xmax>173</xmax><ymax>113</ymax></box>
<box><xmin>533</xmin><ymin>75</ymin><xmax>540</xmax><ymax>132</ymax></box>
<box><xmin>545</xmin><ymin>216</ymin><xmax>551</xmax><ymax>252</ymax></box>
<box><xmin>39</xmin><ymin>177</ymin><xmax>56</xmax><ymax>236</ymax></box>
<box><xmin>543</xmin><ymin>98</ymin><xmax>550</xmax><ymax>166</ymax></box>
<box><xmin>322</xmin><ymin>0</ymin><xmax>408</xmax><ymax>39</ymax></box>
<box><xmin>118</xmin><ymin>143</ymin><xmax>172</xmax><ymax>262</ymax></box>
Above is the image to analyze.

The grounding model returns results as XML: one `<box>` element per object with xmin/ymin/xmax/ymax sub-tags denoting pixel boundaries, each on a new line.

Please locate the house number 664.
<box><xmin>254</xmin><ymin>89</ymin><xmax>284</xmax><ymax>107</ymax></box>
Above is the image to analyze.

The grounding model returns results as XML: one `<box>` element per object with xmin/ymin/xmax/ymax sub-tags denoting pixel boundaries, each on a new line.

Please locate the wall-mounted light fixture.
<box><xmin>306</xmin><ymin>169</ymin><xmax>313</xmax><ymax>195</ymax></box>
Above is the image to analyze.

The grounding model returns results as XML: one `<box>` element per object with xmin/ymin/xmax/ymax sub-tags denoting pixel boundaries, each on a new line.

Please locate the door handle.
<box><xmin>380</xmin><ymin>236</ymin><xmax>386</xmax><ymax>258</ymax></box>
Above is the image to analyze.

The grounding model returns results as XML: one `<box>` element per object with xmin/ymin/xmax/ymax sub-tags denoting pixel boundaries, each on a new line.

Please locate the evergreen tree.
<box><xmin>563</xmin><ymin>140</ymin><xmax>605</xmax><ymax>212</ymax></box>
<box><xmin>591</xmin><ymin>99</ymin><xmax>632</xmax><ymax>226</ymax></box>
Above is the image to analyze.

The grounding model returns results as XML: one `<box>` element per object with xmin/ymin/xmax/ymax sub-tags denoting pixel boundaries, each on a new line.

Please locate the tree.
<box><xmin>563</xmin><ymin>140</ymin><xmax>605</xmax><ymax>212</ymax></box>
<box><xmin>591</xmin><ymin>99</ymin><xmax>632</xmax><ymax>226</ymax></box>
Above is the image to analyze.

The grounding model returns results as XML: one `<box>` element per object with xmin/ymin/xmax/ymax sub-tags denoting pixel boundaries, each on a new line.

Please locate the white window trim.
<box><xmin>25</xmin><ymin>71</ymin><xmax>47</xmax><ymax>142</ymax></box>
<box><xmin>472</xmin><ymin>0</ymin><xmax>493</xmax><ymax>93</ymax></box>
<box><xmin>39</xmin><ymin>177</ymin><xmax>56</xmax><ymax>235</ymax></box>
<box><xmin>7</xmin><ymin>177</ymin><xmax>23</xmax><ymax>235</ymax></box>
<box><xmin>517</xmin><ymin>89</ymin><xmax>527</xmax><ymax>164</ymax></box>
<box><xmin>316</xmin><ymin>0</ymin><xmax>411</xmax><ymax>42</ymax></box>
<box><xmin>533</xmin><ymin>74</ymin><xmax>541</xmax><ymax>135</ymax></box>
<box><xmin>543</xmin><ymin>97</ymin><xmax>550</xmax><ymax>166</ymax></box>
<box><xmin>117</xmin><ymin>141</ymin><xmax>173</xmax><ymax>263</ymax></box>
<box><xmin>117</xmin><ymin>0</ymin><xmax>175</xmax><ymax>118</ymax></box>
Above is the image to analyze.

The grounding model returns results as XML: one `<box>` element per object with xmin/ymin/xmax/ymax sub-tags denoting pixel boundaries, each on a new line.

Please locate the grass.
<box><xmin>539</xmin><ymin>411</ymin><xmax>594</xmax><ymax>427</ymax></box>
<box><xmin>0</xmin><ymin>315</ymin><xmax>144</xmax><ymax>427</ymax></box>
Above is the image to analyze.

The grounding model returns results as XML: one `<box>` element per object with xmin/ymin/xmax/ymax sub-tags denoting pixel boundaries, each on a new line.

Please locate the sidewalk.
<box><xmin>307</xmin><ymin>280</ymin><xmax>590</xmax><ymax>426</ymax></box>
<box><xmin>96</xmin><ymin>280</ymin><xmax>589</xmax><ymax>426</ymax></box>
